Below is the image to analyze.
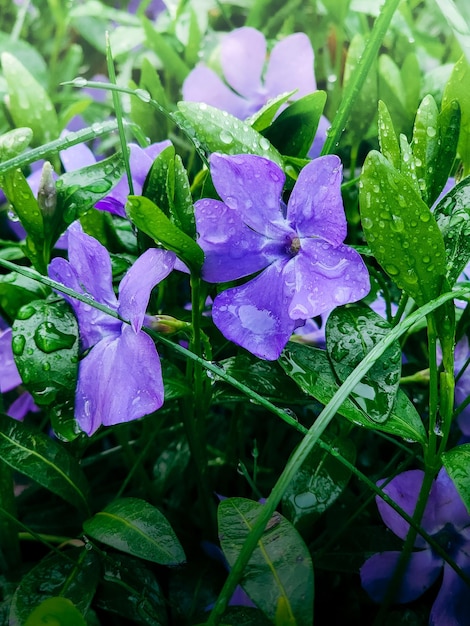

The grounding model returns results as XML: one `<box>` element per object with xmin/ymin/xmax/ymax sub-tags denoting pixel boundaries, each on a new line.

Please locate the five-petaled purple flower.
<box><xmin>182</xmin><ymin>27</ymin><xmax>329</xmax><ymax>158</ymax></box>
<box><xmin>361</xmin><ymin>468</ymin><xmax>470</xmax><ymax>625</ymax></box>
<box><xmin>195</xmin><ymin>153</ymin><xmax>370</xmax><ymax>360</ymax></box>
<box><xmin>48</xmin><ymin>222</ymin><xmax>175</xmax><ymax>435</ymax></box>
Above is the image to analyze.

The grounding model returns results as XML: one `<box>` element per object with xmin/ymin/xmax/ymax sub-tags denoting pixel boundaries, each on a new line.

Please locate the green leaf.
<box><xmin>430</xmin><ymin>99</ymin><xmax>460</xmax><ymax>205</ymax></box>
<box><xmin>94</xmin><ymin>554</ymin><xmax>167</xmax><ymax>625</ymax></box>
<box><xmin>83</xmin><ymin>497</ymin><xmax>186</xmax><ymax>565</ymax></box>
<box><xmin>126</xmin><ymin>194</ymin><xmax>203</xmax><ymax>273</ymax></box>
<box><xmin>263</xmin><ymin>91</ymin><xmax>327</xmax><ymax>157</ymax></box>
<box><xmin>279</xmin><ymin>343</ymin><xmax>426</xmax><ymax>444</ymax></box>
<box><xmin>12</xmin><ymin>299</ymin><xmax>78</xmax><ymax>408</ymax></box>
<box><xmin>173</xmin><ymin>102</ymin><xmax>284</xmax><ymax>169</ymax></box>
<box><xmin>443</xmin><ymin>444</ymin><xmax>470</xmax><ymax>515</ymax></box>
<box><xmin>0</xmin><ymin>414</ymin><xmax>90</xmax><ymax>513</ymax></box>
<box><xmin>442</xmin><ymin>55</ymin><xmax>470</xmax><ymax>176</ymax></box>
<box><xmin>1</xmin><ymin>52</ymin><xmax>59</xmax><ymax>146</ymax></box>
<box><xmin>130</xmin><ymin>57</ymin><xmax>170</xmax><ymax>143</ymax></box>
<box><xmin>23</xmin><ymin>598</ymin><xmax>86</xmax><ymax>626</ymax></box>
<box><xmin>248</xmin><ymin>91</ymin><xmax>297</xmax><ymax>132</ymax></box>
<box><xmin>218</xmin><ymin>498</ymin><xmax>313</xmax><ymax>626</ymax></box>
<box><xmin>0</xmin><ymin>272</ymin><xmax>50</xmax><ymax>320</ymax></box>
<box><xmin>282</xmin><ymin>433</ymin><xmax>356</xmax><ymax>530</ymax></box>
<box><xmin>0</xmin><ymin>127</ymin><xmax>33</xmax><ymax>161</ymax></box>
<box><xmin>378</xmin><ymin>100</ymin><xmax>400</xmax><ymax>169</ymax></box>
<box><xmin>434</xmin><ymin>176</ymin><xmax>470</xmax><ymax>285</ymax></box>
<box><xmin>326</xmin><ymin>305</ymin><xmax>401</xmax><ymax>423</ymax></box>
<box><xmin>359</xmin><ymin>150</ymin><xmax>447</xmax><ymax>305</ymax></box>
<box><xmin>9</xmin><ymin>549</ymin><xmax>99</xmax><ymax>626</ymax></box>
<box><xmin>435</xmin><ymin>0</ymin><xmax>470</xmax><ymax>64</ymax></box>
<box><xmin>143</xmin><ymin>19</ymin><xmax>190</xmax><ymax>83</ymax></box>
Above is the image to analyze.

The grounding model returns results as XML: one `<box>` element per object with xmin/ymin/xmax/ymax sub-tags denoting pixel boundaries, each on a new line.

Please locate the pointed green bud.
<box><xmin>37</xmin><ymin>161</ymin><xmax>57</xmax><ymax>217</ymax></box>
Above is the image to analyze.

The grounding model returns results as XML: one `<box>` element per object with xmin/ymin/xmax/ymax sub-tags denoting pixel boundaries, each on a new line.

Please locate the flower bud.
<box><xmin>37</xmin><ymin>161</ymin><xmax>57</xmax><ymax>217</ymax></box>
<box><xmin>145</xmin><ymin>314</ymin><xmax>189</xmax><ymax>335</ymax></box>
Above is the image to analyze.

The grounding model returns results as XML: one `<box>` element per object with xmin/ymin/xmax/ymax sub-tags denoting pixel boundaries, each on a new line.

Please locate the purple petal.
<box><xmin>427</xmin><ymin>467</ymin><xmax>470</xmax><ymax>533</ymax></box>
<box><xmin>182</xmin><ymin>66</ymin><xmax>250</xmax><ymax>119</ymax></box>
<box><xmin>308</xmin><ymin>115</ymin><xmax>330</xmax><ymax>159</ymax></box>
<box><xmin>195</xmin><ymin>198</ymin><xmax>284</xmax><ymax>283</ymax></box>
<box><xmin>264</xmin><ymin>33</ymin><xmax>316</xmax><ymax>101</ymax></box>
<box><xmin>287</xmin><ymin>155</ymin><xmax>346</xmax><ymax>244</ymax></box>
<box><xmin>118</xmin><ymin>248</ymin><xmax>175</xmax><ymax>333</ymax></box>
<box><xmin>360</xmin><ymin>549</ymin><xmax>442</xmax><ymax>604</ymax></box>
<box><xmin>60</xmin><ymin>138</ymin><xmax>96</xmax><ymax>172</ymax></box>
<box><xmin>288</xmin><ymin>239</ymin><xmax>370</xmax><ymax>318</ymax></box>
<box><xmin>75</xmin><ymin>325</ymin><xmax>164</xmax><ymax>435</ymax></box>
<box><xmin>221</xmin><ymin>27</ymin><xmax>266</xmax><ymax>102</ymax></box>
<box><xmin>376</xmin><ymin>470</ymin><xmax>427</xmax><ymax>547</ymax></box>
<box><xmin>7</xmin><ymin>392</ymin><xmax>38</xmax><ymax>421</ymax></box>
<box><xmin>430</xmin><ymin>564</ymin><xmax>470</xmax><ymax>626</ymax></box>
<box><xmin>0</xmin><ymin>328</ymin><xmax>22</xmax><ymax>392</ymax></box>
<box><xmin>209</xmin><ymin>153</ymin><xmax>288</xmax><ymax>238</ymax></box>
<box><xmin>212</xmin><ymin>260</ymin><xmax>296</xmax><ymax>360</ymax></box>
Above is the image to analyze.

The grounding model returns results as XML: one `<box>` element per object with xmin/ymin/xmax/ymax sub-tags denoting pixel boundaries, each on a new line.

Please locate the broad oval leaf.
<box><xmin>360</xmin><ymin>150</ymin><xmax>447</xmax><ymax>305</ymax></box>
<box><xmin>23</xmin><ymin>598</ymin><xmax>86</xmax><ymax>626</ymax></box>
<box><xmin>326</xmin><ymin>305</ymin><xmax>401</xmax><ymax>423</ymax></box>
<box><xmin>279</xmin><ymin>342</ymin><xmax>426</xmax><ymax>444</ymax></box>
<box><xmin>83</xmin><ymin>497</ymin><xmax>186</xmax><ymax>565</ymax></box>
<box><xmin>442</xmin><ymin>444</ymin><xmax>470</xmax><ymax>515</ymax></box>
<box><xmin>173</xmin><ymin>102</ymin><xmax>283</xmax><ymax>168</ymax></box>
<box><xmin>0</xmin><ymin>413</ymin><xmax>90</xmax><ymax>513</ymax></box>
<box><xmin>218</xmin><ymin>498</ymin><xmax>313</xmax><ymax>626</ymax></box>
<box><xmin>9</xmin><ymin>548</ymin><xmax>99</xmax><ymax>626</ymax></box>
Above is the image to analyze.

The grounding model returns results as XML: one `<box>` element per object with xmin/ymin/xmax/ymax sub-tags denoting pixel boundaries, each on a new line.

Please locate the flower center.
<box><xmin>288</xmin><ymin>236</ymin><xmax>301</xmax><ymax>256</ymax></box>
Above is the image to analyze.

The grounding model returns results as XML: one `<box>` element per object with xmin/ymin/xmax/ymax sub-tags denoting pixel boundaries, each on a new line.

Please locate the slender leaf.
<box><xmin>24</xmin><ymin>598</ymin><xmax>86</xmax><ymax>626</ymax></box>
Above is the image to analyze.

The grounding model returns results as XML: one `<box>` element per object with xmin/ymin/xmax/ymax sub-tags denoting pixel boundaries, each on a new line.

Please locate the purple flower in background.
<box><xmin>48</xmin><ymin>223</ymin><xmax>175</xmax><ymax>435</ymax></box>
<box><xmin>361</xmin><ymin>468</ymin><xmax>470</xmax><ymax>625</ymax></box>
<box><xmin>182</xmin><ymin>27</ymin><xmax>329</xmax><ymax>158</ymax></box>
<box><xmin>195</xmin><ymin>153</ymin><xmax>370</xmax><ymax>360</ymax></box>
<box><xmin>0</xmin><ymin>328</ymin><xmax>38</xmax><ymax>420</ymax></box>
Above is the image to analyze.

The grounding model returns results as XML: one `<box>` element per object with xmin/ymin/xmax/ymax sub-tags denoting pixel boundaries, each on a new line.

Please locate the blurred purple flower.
<box><xmin>127</xmin><ymin>0</ymin><xmax>165</xmax><ymax>18</ymax></box>
<box><xmin>195</xmin><ymin>153</ymin><xmax>370</xmax><ymax>360</ymax></box>
<box><xmin>48</xmin><ymin>222</ymin><xmax>175</xmax><ymax>435</ymax></box>
<box><xmin>0</xmin><ymin>327</ymin><xmax>38</xmax><ymax>421</ymax></box>
<box><xmin>360</xmin><ymin>468</ymin><xmax>470</xmax><ymax>625</ymax></box>
<box><xmin>182</xmin><ymin>27</ymin><xmax>329</xmax><ymax>158</ymax></box>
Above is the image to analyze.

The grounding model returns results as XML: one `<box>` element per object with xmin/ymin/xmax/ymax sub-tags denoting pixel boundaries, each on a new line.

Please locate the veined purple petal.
<box><xmin>195</xmin><ymin>197</ymin><xmax>284</xmax><ymax>283</ymax></box>
<box><xmin>360</xmin><ymin>549</ymin><xmax>441</xmax><ymax>604</ymax></box>
<box><xmin>209</xmin><ymin>153</ymin><xmax>288</xmax><ymax>238</ymax></box>
<box><xmin>430</xmin><ymin>564</ymin><xmax>470</xmax><ymax>626</ymax></box>
<box><xmin>288</xmin><ymin>239</ymin><xmax>369</xmax><ymax>319</ymax></box>
<box><xmin>0</xmin><ymin>328</ymin><xmax>22</xmax><ymax>392</ymax></box>
<box><xmin>75</xmin><ymin>325</ymin><xmax>164</xmax><ymax>435</ymax></box>
<box><xmin>376</xmin><ymin>470</ymin><xmax>427</xmax><ymax>548</ymax></box>
<box><xmin>221</xmin><ymin>27</ymin><xmax>266</xmax><ymax>101</ymax></box>
<box><xmin>118</xmin><ymin>248</ymin><xmax>176</xmax><ymax>333</ymax></box>
<box><xmin>182</xmin><ymin>66</ymin><xmax>250</xmax><ymax>119</ymax></box>
<box><xmin>287</xmin><ymin>155</ymin><xmax>346</xmax><ymax>244</ymax></box>
<box><xmin>264</xmin><ymin>33</ymin><xmax>316</xmax><ymax>101</ymax></box>
<box><xmin>212</xmin><ymin>260</ymin><xmax>296</xmax><ymax>360</ymax></box>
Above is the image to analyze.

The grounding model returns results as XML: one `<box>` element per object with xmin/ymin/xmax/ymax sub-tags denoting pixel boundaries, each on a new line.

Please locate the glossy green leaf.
<box><xmin>279</xmin><ymin>343</ymin><xmax>426</xmax><ymax>444</ymax></box>
<box><xmin>0</xmin><ymin>127</ymin><xmax>33</xmax><ymax>161</ymax></box>
<box><xmin>399</xmin><ymin>133</ymin><xmax>420</xmax><ymax>196</ymax></box>
<box><xmin>143</xmin><ymin>19</ymin><xmax>190</xmax><ymax>83</ymax></box>
<box><xmin>12</xmin><ymin>299</ymin><xmax>78</xmax><ymax>408</ymax></box>
<box><xmin>173</xmin><ymin>102</ymin><xmax>284</xmax><ymax>168</ymax></box>
<box><xmin>1</xmin><ymin>52</ymin><xmax>59</xmax><ymax>146</ymax></box>
<box><xmin>442</xmin><ymin>55</ymin><xmax>470</xmax><ymax>175</ymax></box>
<box><xmin>434</xmin><ymin>176</ymin><xmax>470</xmax><ymax>285</ymax></box>
<box><xmin>282</xmin><ymin>433</ymin><xmax>356</xmax><ymax>530</ymax></box>
<box><xmin>411</xmin><ymin>95</ymin><xmax>440</xmax><ymax>205</ymax></box>
<box><xmin>9</xmin><ymin>549</ymin><xmax>99</xmax><ymax>626</ymax></box>
<box><xmin>218</xmin><ymin>498</ymin><xmax>313</xmax><ymax>626</ymax></box>
<box><xmin>326</xmin><ymin>305</ymin><xmax>401</xmax><ymax>423</ymax></box>
<box><xmin>0</xmin><ymin>413</ymin><xmax>90</xmax><ymax>513</ymax></box>
<box><xmin>130</xmin><ymin>58</ymin><xmax>170</xmax><ymax>143</ymax></box>
<box><xmin>126</xmin><ymin>194</ymin><xmax>203</xmax><ymax>273</ymax></box>
<box><xmin>378</xmin><ymin>100</ymin><xmax>400</xmax><ymax>169</ymax></box>
<box><xmin>0</xmin><ymin>272</ymin><xmax>50</xmax><ymax>320</ymax></box>
<box><xmin>430</xmin><ymin>99</ymin><xmax>461</xmax><ymax>205</ymax></box>
<box><xmin>443</xmin><ymin>444</ymin><xmax>470</xmax><ymax>515</ymax></box>
<box><xmin>359</xmin><ymin>150</ymin><xmax>447</xmax><ymax>305</ymax></box>
<box><xmin>23</xmin><ymin>598</ymin><xmax>86</xmax><ymax>626</ymax></box>
<box><xmin>83</xmin><ymin>497</ymin><xmax>186</xmax><ymax>565</ymax></box>
<box><xmin>263</xmin><ymin>91</ymin><xmax>327</xmax><ymax>157</ymax></box>
<box><xmin>94</xmin><ymin>554</ymin><xmax>167</xmax><ymax>625</ymax></box>
<box><xmin>248</xmin><ymin>91</ymin><xmax>297</xmax><ymax>132</ymax></box>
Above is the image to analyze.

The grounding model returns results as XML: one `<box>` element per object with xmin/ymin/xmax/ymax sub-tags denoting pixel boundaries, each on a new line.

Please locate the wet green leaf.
<box><xmin>326</xmin><ymin>305</ymin><xmax>401</xmax><ymax>423</ymax></box>
<box><xmin>443</xmin><ymin>444</ymin><xmax>470</xmax><ymax>515</ymax></box>
<box><xmin>399</xmin><ymin>133</ymin><xmax>420</xmax><ymax>196</ymax></box>
<box><xmin>0</xmin><ymin>272</ymin><xmax>50</xmax><ymax>321</ymax></box>
<box><xmin>1</xmin><ymin>52</ymin><xmax>59</xmax><ymax>146</ymax></box>
<box><xmin>430</xmin><ymin>99</ymin><xmax>461</xmax><ymax>205</ymax></box>
<box><xmin>442</xmin><ymin>55</ymin><xmax>470</xmax><ymax>175</ymax></box>
<box><xmin>282</xmin><ymin>433</ymin><xmax>356</xmax><ymax>530</ymax></box>
<box><xmin>143</xmin><ymin>19</ymin><xmax>190</xmax><ymax>83</ymax></box>
<box><xmin>173</xmin><ymin>102</ymin><xmax>283</xmax><ymax>168</ymax></box>
<box><xmin>248</xmin><ymin>91</ymin><xmax>296</xmax><ymax>132</ymax></box>
<box><xmin>378</xmin><ymin>100</ymin><xmax>400</xmax><ymax>170</ymax></box>
<box><xmin>360</xmin><ymin>150</ymin><xmax>447</xmax><ymax>305</ymax></box>
<box><xmin>83</xmin><ymin>497</ymin><xmax>186</xmax><ymax>565</ymax></box>
<box><xmin>279</xmin><ymin>343</ymin><xmax>426</xmax><ymax>444</ymax></box>
<box><xmin>434</xmin><ymin>176</ymin><xmax>470</xmax><ymax>285</ymax></box>
<box><xmin>218</xmin><ymin>498</ymin><xmax>313</xmax><ymax>626</ymax></box>
<box><xmin>9</xmin><ymin>549</ymin><xmax>99</xmax><ymax>626</ymax></box>
<box><xmin>0</xmin><ymin>127</ymin><xmax>33</xmax><ymax>161</ymax></box>
<box><xmin>24</xmin><ymin>598</ymin><xmax>86</xmax><ymax>626</ymax></box>
<box><xmin>263</xmin><ymin>91</ymin><xmax>327</xmax><ymax>157</ymax></box>
<box><xmin>130</xmin><ymin>58</ymin><xmax>170</xmax><ymax>143</ymax></box>
<box><xmin>12</xmin><ymin>299</ymin><xmax>79</xmax><ymax>408</ymax></box>
<box><xmin>0</xmin><ymin>413</ymin><xmax>90</xmax><ymax>513</ymax></box>
<box><xmin>126</xmin><ymin>194</ymin><xmax>203</xmax><ymax>273</ymax></box>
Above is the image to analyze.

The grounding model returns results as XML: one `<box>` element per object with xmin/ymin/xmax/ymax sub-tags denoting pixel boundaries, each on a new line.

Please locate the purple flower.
<box><xmin>182</xmin><ymin>27</ymin><xmax>329</xmax><ymax>158</ymax></box>
<box><xmin>48</xmin><ymin>222</ymin><xmax>175</xmax><ymax>435</ymax></box>
<box><xmin>0</xmin><ymin>327</ymin><xmax>38</xmax><ymax>421</ymax></box>
<box><xmin>360</xmin><ymin>468</ymin><xmax>470</xmax><ymax>625</ymax></box>
<box><xmin>195</xmin><ymin>153</ymin><xmax>370</xmax><ymax>360</ymax></box>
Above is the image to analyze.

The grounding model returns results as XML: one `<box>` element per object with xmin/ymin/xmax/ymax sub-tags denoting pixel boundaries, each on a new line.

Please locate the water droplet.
<box><xmin>72</xmin><ymin>76</ymin><xmax>88</xmax><ymax>87</ymax></box>
<box><xmin>16</xmin><ymin>304</ymin><xmax>36</xmax><ymax>320</ymax></box>
<box><xmin>34</xmin><ymin>322</ymin><xmax>76</xmax><ymax>353</ymax></box>
<box><xmin>426</xmin><ymin>126</ymin><xmax>437</xmax><ymax>138</ymax></box>
<box><xmin>11</xmin><ymin>334</ymin><xmax>26</xmax><ymax>356</ymax></box>
<box><xmin>135</xmin><ymin>88</ymin><xmax>151</xmax><ymax>103</ymax></box>
<box><xmin>259</xmin><ymin>137</ymin><xmax>270</xmax><ymax>151</ymax></box>
<box><xmin>219</xmin><ymin>130</ymin><xmax>233</xmax><ymax>145</ymax></box>
<box><xmin>419</xmin><ymin>211</ymin><xmax>431</xmax><ymax>222</ymax></box>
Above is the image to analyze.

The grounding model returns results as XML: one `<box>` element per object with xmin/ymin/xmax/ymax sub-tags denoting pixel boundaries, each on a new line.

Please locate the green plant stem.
<box><xmin>321</xmin><ymin>0</ymin><xmax>402</xmax><ymax>155</ymax></box>
<box><xmin>0</xmin><ymin>461</ymin><xmax>21</xmax><ymax>570</ymax></box>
